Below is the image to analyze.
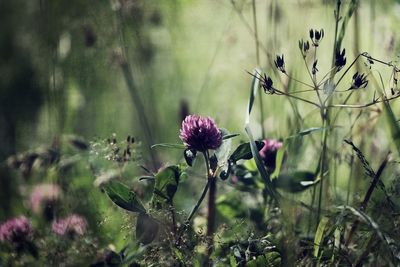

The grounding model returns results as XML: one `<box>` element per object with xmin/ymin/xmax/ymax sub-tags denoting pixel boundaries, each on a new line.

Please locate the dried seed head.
<box><xmin>335</xmin><ymin>48</ymin><xmax>346</xmax><ymax>72</ymax></box>
<box><xmin>309</xmin><ymin>29</ymin><xmax>324</xmax><ymax>47</ymax></box>
<box><xmin>350</xmin><ymin>72</ymin><xmax>368</xmax><ymax>89</ymax></box>
<box><xmin>274</xmin><ymin>54</ymin><xmax>286</xmax><ymax>73</ymax></box>
<box><xmin>261</xmin><ymin>74</ymin><xmax>274</xmax><ymax>94</ymax></box>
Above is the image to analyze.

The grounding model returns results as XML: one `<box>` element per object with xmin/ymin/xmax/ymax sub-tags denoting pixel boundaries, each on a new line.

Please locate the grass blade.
<box><xmin>314</xmin><ymin>216</ymin><xmax>329</xmax><ymax>258</ymax></box>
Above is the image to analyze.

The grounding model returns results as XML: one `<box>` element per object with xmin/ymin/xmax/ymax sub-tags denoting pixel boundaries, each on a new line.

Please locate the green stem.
<box><xmin>185</xmin><ymin>182</ymin><xmax>209</xmax><ymax>223</ymax></box>
<box><xmin>346</xmin><ymin>155</ymin><xmax>354</xmax><ymax>205</ymax></box>
<box><xmin>116</xmin><ymin>9</ymin><xmax>159</xmax><ymax>170</ymax></box>
<box><xmin>316</xmin><ymin>0</ymin><xmax>342</xmax><ymax>227</ymax></box>
<box><xmin>251</xmin><ymin>0</ymin><xmax>265</xmax><ymax>139</ymax></box>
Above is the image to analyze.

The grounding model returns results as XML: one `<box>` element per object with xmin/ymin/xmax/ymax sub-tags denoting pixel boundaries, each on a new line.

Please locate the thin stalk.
<box><xmin>316</xmin><ymin>0</ymin><xmax>342</xmax><ymax>226</ymax></box>
<box><xmin>317</xmin><ymin>66</ymin><xmax>337</xmax><ymax>87</ymax></box>
<box><xmin>317</xmin><ymin>116</ymin><xmax>329</xmax><ymax>224</ymax></box>
<box><xmin>120</xmin><ymin>62</ymin><xmax>158</xmax><ymax>169</ymax></box>
<box><xmin>307</xmin><ymin>186</ymin><xmax>317</xmax><ymax>235</ymax></box>
<box><xmin>284</xmin><ymin>73</ymin><xmax>315</xmax><ymax>89</ymax></box>
<box><xmin>116</xmin><ymin>10</ymin><xmax>158</xmax><ymax>170</ymax></box>
<box><xmin>346</xmin><ymin>155</ymin><xmax>354</xmax><ymax>205</ymax></box>
<box><xmin>328</xmin><ymin>94</ymin><xmax>400</xmax><ymax>108</ymax></box>
<box><xmin>184</xmin><ymin>153</ymin><xmax>211</xmax><ymax>224</ymax></box>
<box><xmin>206</xmin><ymin>175</ymin><xmax>216</xmax><ymax>263</ymax></box>
<box><xmin>273</xmin><ymin>88</ymin><xmax>321</xmax><ymax>108</ymax></box>
<box><xmin>251</xmin><ymin>0</ymin><xmax>265</xmax><ymax>139</ymax></box>
<box><xmin>345</xmin><ymin>153</ymin><xmax>389</xmax><ymax>247</ymax></box>
<box><xmin>252</xmin><ymin>0</ymin><xmax>260</xmax><ymax>66</ymax></box>
<box><xmin>302</xmin><ymin>56</ymin><xmax>317</xmax><ymax>88</ymax></box>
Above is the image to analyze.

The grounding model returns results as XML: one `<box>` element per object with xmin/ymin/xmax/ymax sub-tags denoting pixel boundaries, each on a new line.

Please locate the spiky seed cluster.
<box><xmin>52</xmin><ymin>214</ymin><xmax>88</xmax><ymax>236</ymax></box>
<box><xmin>351</xmin><ymin>72</ymin><xmax>368</xmax><ymax>89</ymax></box>
<box><xmin>261</xmin><ymin>73</ymin><xmax>274</xmax><ymax>94</ymax></box>
<box><xmin>274</xmin><ymin>54</ymin><xmax>286</xmax><ymax>73</ymax></box>
<box><xmin>180</xmin><ymin>115</ymin><xmax>222</xmax><ymax>152</ymax></box>
<box><xmin>299</xmin><ymin>39</ymin><xmax>310</xmax><ymax>58</ymax></box>
<box><xmin>0</xmin><ymin>216</ymin><xmax>33</xmax><ymax>245</ymax></box>
<box><xmin>335</xmin><ymin>48</ymin><xmax>346</xmax><ymax>72</ymax></box>
<box><xmin>259</xmin><ymin>139</ymin><xmax>283</xmax><ymax>171</ymax></box>
<box><xmin>310</xmin><ymin>29</ymin><xmax>324</xmax><ymax>46</ymax></box>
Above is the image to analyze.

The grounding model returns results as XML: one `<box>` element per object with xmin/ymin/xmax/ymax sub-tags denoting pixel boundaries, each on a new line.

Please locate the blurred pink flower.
<box><xmin>52</xmin><ymin>214</ymin><xmax>88</xmax><ymax>236</ymax></box>
<box><xmin>30</xmin><ymin>184</ymin><xmax>62</xmax><ymax>214</ymax></box>
<box><xmin>259</xmin><ymin>139</ymin><xmax>283</xmax><ymax>171</ymax></box>
<box><xmin>0</xmin><ymin>216</ymin><xmax>33</xmax><ymax>245</ymax></box>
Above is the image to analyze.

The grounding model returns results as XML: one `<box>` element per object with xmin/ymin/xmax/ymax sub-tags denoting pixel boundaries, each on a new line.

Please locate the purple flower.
<box><xmin>179</xmin><ymin>115</ymin><xmax>222</xmax><ymax>152</ymax></box>
<box><xmin>52</xmin><ymin>214</ymin><xmax>88</xmax><ymax>237</ymax></box>
<box><xmin>0</xmin><ymin>216</ymin><xmax>33</xmax><ymax>245</ymax></box>
<box><xmin>259</xmin><ymin>139</ymin><xmax>283</xmax><ymax>171</ymax></box>
<box><xmin>30</xmin><ymin>184</ymin><xmax>62</xmax><ymax>214</ymax></box>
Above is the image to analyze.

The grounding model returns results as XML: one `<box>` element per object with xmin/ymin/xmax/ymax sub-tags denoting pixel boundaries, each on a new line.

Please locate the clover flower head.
<box><xmin>0</xmin><ymin>216</ymin><xmax>33</xmax><ymax>245</ymax></box>
<box><xmin>30</xmin><ymin>184</ymin><xmax>62</xmax><ymax>214</ymax></box>
<box><xmin>179</xmin><ymin>115</ymin><xmax>222</xmax><ymax>152</ymax></box>
<box><xmin>52</xmin><ymin>214</ymin><xmax>88</xmax><ymax>236</ymax></box>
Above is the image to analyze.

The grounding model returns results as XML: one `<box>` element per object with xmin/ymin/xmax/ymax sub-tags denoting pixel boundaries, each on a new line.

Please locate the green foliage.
<box><xmin>229</xmin><ymin>141</ymin><xmax>264</xmax><ymax>163</ymax></box>
<box><xmin>151</xmin><ymin>165</ymin><xmax>185</xmax><ymax>209</ymax></box>
<box><xmin>103</xmin><ymin>180</ymin><xmax>146</xmax><ymax>213</ymax></box>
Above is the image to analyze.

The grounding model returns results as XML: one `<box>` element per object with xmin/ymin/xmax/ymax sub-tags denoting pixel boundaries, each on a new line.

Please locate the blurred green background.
<box><xmin>1</xmin><ymin>0</ymin><xmax>399</xmax><ymax>161</ymax></box>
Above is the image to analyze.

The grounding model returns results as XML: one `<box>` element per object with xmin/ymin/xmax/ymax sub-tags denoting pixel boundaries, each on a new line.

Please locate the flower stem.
<box><xmin>185</xmin><ymin>174</ymin><xmax>210</xmax><ymax>224</ymax></box>
<box><xmin>206</xmin><ymin>156</ymin><xmax>217</xmax><ymax>264</ymax></box>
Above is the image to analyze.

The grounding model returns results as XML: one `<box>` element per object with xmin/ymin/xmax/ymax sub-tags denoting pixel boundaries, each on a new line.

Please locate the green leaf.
<box><xmin>151</xmin><ymin>143</ymin><xmax>185</xmax><ymax>149</ymax></box>
<box><xmin>151</xmin><ymin>165</ymin><xmax>185</xmax><ymax>209</ymax></box>
<box><xmin>273</xmin><ymin>171</ymin><xmax>319</xmax><ymax>193</ymax></box>
<box><xmin>223</xmin><ymin>133</ymin><xmax>240</xmax><ymax>140</ymax></box>
<box><xmin>103</xmin><ymin>180</ymin><xmax>146</xmax><ymax>213</ymax></box>
<box><xmin>245</xmin><ymin>126</ymin><xmax>279</xmax><ymax>202</ymax></box>
<box><xmin>246</xmin><ymin>68</ymin><xmax>262</xmax><ymax>125</ymax></box>
<box><xmin>314</xmin><ymin>217</ymin><xmax>329</xmax><ymax>258</ymax></box>
<box><xmin>229</xmin><ymin>141</ymin><xmax>264</xmax><ymax>163</ymax></box>
<box><xmin>136</xmin><ymin>213</ymin><xmax>159</xmax><ymax>245</ymax></box>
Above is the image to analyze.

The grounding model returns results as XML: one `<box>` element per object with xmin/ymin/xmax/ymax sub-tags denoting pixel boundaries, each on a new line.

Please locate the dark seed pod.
<box><xmin>209</xmin><ymin>154</ymin><xmax>218</xmax><ymax>173</ymax></box>
<box><xmin>274</xmin><ymin>54</ymin><xmax>286</xmax><ymax>73</ymax></box>
<box><xmin>219</xmin><ymin>160</ymin><xmax>232</xmax><ymax>180</ymax></box>
<box><xmin>261</xmin><ymin>74</ymin><xmax>274</xmax><ymax>94</ymax></box>
<box><xmin>335</xmin><ymin>48</ymin><xmax>346</xmax><ymax>72</ymax></box>
<box><xmin>184</xmin><ymin>149</ymin><xmax>197</xmax><ymax>167</ymax></box>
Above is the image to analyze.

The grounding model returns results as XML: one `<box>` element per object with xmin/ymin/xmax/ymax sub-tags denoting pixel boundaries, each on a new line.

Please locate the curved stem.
<box><xmin>284</xmin><ymin>73</ymin><xmax>314</xmax><ymax>89</ymax></box>
<box><xmin>274</xmin><ymin>88</ymin><xmax>321</xmax><ymax>108</ymax></box>
<box><xmin>185</xmin><ymin>153</ymin><xmax>211</xmax><ymax>224</ymax></box>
